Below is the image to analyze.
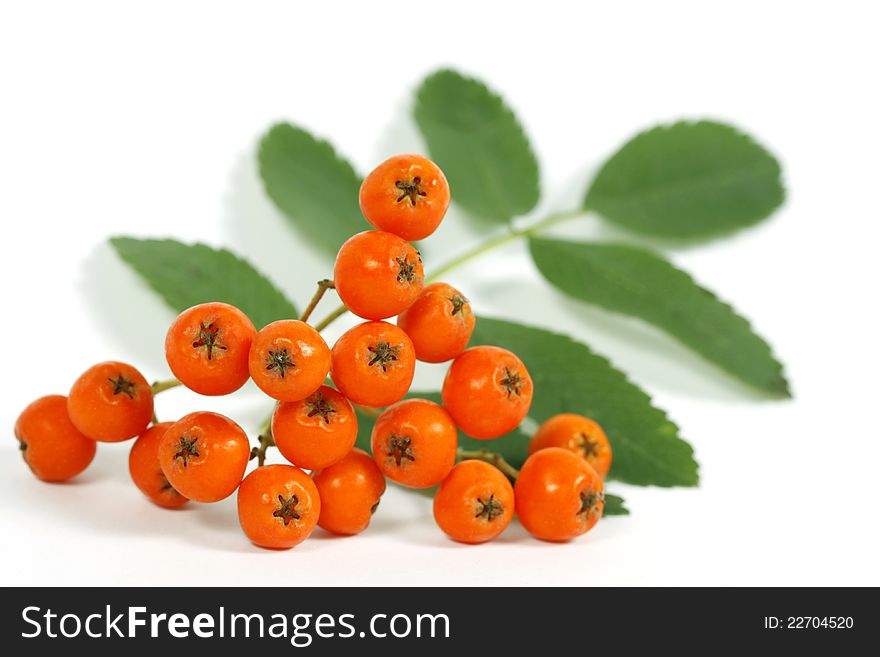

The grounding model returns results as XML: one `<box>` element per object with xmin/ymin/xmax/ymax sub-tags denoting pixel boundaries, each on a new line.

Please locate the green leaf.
<box><xmin>603</xmin><ymin>493</ymin><xmax>629</xmax><ymax>516</ymax></box>
<box><xmin>414</xmin><ymin>69</ymin><xmax>540</xmax><ymax>222</ymax></box>
<box><xmin>257</xmin><ymin>122</ymin><xmax>364</xmax><ymax>256</ymax></box>
<box><xmin>529</xmin><ymin>237</ymin><xmax>790</xmax><ymax>396</ymax></box>
<box><xmin>471</xmin><ymin>317</ymin><xmax>698</xmax><ymax>487</ymax></box>
<box><xmin>110</xmin><ymin>237</ymin><xmax>297</xmax><ymax>329</ymax></box>
<box><xmin>585</xmin><ymin>120</ymin><xmax>785</xmax><ymax>239</ymax></box>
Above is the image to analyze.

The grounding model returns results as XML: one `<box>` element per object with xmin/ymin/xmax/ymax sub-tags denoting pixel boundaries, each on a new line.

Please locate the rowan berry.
<box><xmin>515</xmin><ymin>447</ymin><xmax>604</xmax><ymax>542</ymax></box>
<box><xmin>330</xmin><ymin>321</ymin><xmax>415</xmax><ymax>408</ymax></box>
<box><xmin>158</xmin><ymin>411</ymin><xmax>250</xmax><ymax>503</ymax></box>
<box><xmin>67</xmin><ymin>361</ymin><xmax>153</xmax><ymax>442</ymax></box>
<box><xmin>371</xmin><ymin>399</ymin><xmax>457</xmax><ymax>488</ymax></box>
<box><xmin>237</xmin><ymin>464</ymin><xmax>321</xmax><ymax>549</ymax></box>
<box><xmin>333</xmin><ymin>230</ymin><xmax>424</xmax><ymax>320</ymax></box>
<box><xmin>441</xmin><ymin>346</ymin><xmax>533</xmax><ymax>439</ymax></box>
<box><xmin>15</xmin><ymin>395</ymin><xmax>96</xmax><ymax>482</ymax></box>
<box><xmin>433</xmin><ymin>460</ymin><xmax>514</xmax><ymax>544</ymax></box>
<box><xmin>528</xmin><ymin>413</ymin><xmax>613</xmax><ymax>479</ymax></box>
<box><xmin>128</xmin><ymin>421</ymin><xmax>188</xmax><ymax>508</ymax></box>
<box><xmin>397</xmin><ymin>282</ymin><xmax>475</xmax><ymax>363</ymax></box>
<box><xmin>248</xmin><ymin>320</ymin><xmax>331</xmax><ymax>402</ymax></box>
<box><xmin>272</xmin><ymin>385</ymin><xmax>358</xmax><ymax>470</ymax></box>
<box><xmin>312</xmin><ymin>448</ymin><xmax>386</xmax><ymax>535</ymax></box>
<box><xmin>358</xmin><ymin>154</ymin><xmax>450</xmax><ymax>241</ymax></box>
<box><xmin>165</xmin><ymin>302</ymin><xmax>256</xmax><ymax>396</ymax></box>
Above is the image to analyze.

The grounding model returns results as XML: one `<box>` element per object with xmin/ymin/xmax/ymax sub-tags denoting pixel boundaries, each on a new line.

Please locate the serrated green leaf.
<box><xmin>585</xmin><ymin>120</ymin><xmax>784</xmax><ymax>239</ymax></box>
<box><xmin>110</xmin><ymin>237</ymin><xmax>297</xmax><ymax>329</ymax></box>
<box><xmin>258</xmin><ymin>122</ymin><xmax>364</xmax><ymax>256</ymax></box>
<box><xmin>471</xmin><ymin>317</ymin><xmax>698</xmax><ymax>487</ymax></box>
<box><xmin>603</xmin><ymin>493</ymin><xmax>629</xmax><ymax>516</ymax></box>
<box><xmin>414</xmin><ymin>69</ymin><xmax>540</xmax><ymax>222</ymax></box>
<box><xmin>529</xmin><ymin>237</ymin><xmax>790</xmax><ymax>396</ymax></box>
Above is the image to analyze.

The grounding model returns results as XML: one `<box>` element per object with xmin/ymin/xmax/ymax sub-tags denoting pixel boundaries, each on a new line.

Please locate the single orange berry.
<box><xmin>441</xmin><ymin>346</ymin><xmax>533</xmax><ymax>439</ymax></box>
<box><xmin>359</xmin><ymin>154</ymin><xmax>450</xmax><ymax>241</ymax></box>
<box><xmin>330</xmin><ymin>321</ymin><xmax>415</xmax><ymax>408</ymax></box>
<box><xmin>333</xmin><ymin>230</ymin><xmax>424</xmax><ymax>320</ymax></box>
<box><xmin>129</xmin><ymin>422</ymin><xmax>188</xmax><ymax>508</ymax></box>
<box><xmin>158</xmin><ymin>411</ymin><xmax>250</xmax><ymax>503</ymax></box>
<box><xmin>371</xmin><ymin>399</ymin><xmax>457</xmax><ymax>488</ymax></box>
<box><xmin>397</xmin><ymin>282</ymin><xmax>475</xmax><ymax>363</ymax></box>
<box><xmin>165</xmin><ymin>302</ymin><xmax>256</xmax><ymax>396</ymax></box>
<box><xmin>433</xmin><ymin>460</ymin><xmax>514</xmax><ymax>544</ymax></box>
<box><xmin>67</xmin><ymin>361</ymin><xmax>153</xmax><ymax>442</ymax></box>
<box><xmin>515</xmin><ymin>447</ymin><xmax>604</xmax><ymax>542</ymax></box>
<box><xmin>248</xmin><ymin>320</ymin><xmax>331</xmax><ymax>402</ymax></box>
<box><xmin>15</xmin><ymin>395</ymin><xmax>96</xmax><ymax>482</ymax></box>
<box><xmin>528</xmin><ymin>413</ymin><xmax>613</xmax><ymax>479</ymax></box>
<box><xmin>312</xmin><ymin>448</ymin><xmax>386</xmax><ymax>535</ymax></box>
<box><xmin>272</xmin><ymin>385</ymin><xmax>358</xmax><ymax>470</ymax></box>
<box><xmin>237</xmin><ymin>464</ymin><xmax>321</xmax><ymax>549</ymax></box>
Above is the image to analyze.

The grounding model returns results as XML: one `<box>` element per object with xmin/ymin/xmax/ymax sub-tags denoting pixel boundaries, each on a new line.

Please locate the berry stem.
<box><xmin>250</xmin><ymin>431</ymin><xmax>275</xmax><ymax>467</ymax></box>
<box><xmin>151</xmin><ymin>378</ymin><xmax>182</xmax><ymax>394</ymax></box>
<box><xmin>312</xmin><ymin>210</ymin><xmax>586</xmax><ymax>333</ymax></box>
<box><xmin>352</xmin><ymin>403</ymin><xmax>381</xmax><ymax>418</ymax></box>
<box><xmin>456</xmin><ymin>449</ymin><xmax>521</xmax><ymax>480</ymax></box>
<box><xmin>299</xmin><ymin>279</ymin><xmax>336</xmax><ymax>324</ymax></box>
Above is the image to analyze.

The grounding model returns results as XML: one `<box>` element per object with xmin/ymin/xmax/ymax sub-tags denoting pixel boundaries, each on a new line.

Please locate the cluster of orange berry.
<box><xmin>14</xmin><ymin>154</ymin><xmax>612</xmax><ymax>547</ymax></box>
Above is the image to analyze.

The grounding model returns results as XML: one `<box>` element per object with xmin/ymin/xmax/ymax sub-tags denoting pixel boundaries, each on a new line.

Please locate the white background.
<box><xmin>1</xmin><ymin>1</ymin><xmax>878</xmax><ymax>586</ymax></box>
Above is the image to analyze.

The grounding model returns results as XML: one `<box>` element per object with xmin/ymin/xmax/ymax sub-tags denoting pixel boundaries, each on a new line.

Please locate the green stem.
<box><xmin>151</xmin><ymin>378</ymin><xmax>182</xmax><ymax>394</ymax></box>
<box><xmin>312</xmin><ymin>210</ymin><xmax>585</xmax><ymax>333</ymax></box>
<box><xmin>249</xmin><ymin>432</ymin><xmax>275</xmax><ymax>467</ymax></box>
<box><xmin>457</xmin><ymin>449</ymin><xmax>521</xmax><ymax>479</ymax></box>
<box><xmin>299</xmin><ymin>279</ymin><xmax>335</xmax><ymax>324</ymax></box>
<box><xmin>352</xmin><ymin>403</ymin><xmax>381</xmax><ymax>418</ymax></box>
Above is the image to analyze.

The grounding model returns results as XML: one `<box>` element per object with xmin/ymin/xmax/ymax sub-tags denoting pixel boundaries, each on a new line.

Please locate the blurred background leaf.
<box><xmin>110</xmin><ymin>237</ymin><xmax>297</xmax><ymax>328</ymax></box>
<box><xmin>585</xmin><ymin>120</ymin><xmax>784</xmax><ymax>239</ymax></box>
<box><xmin>414</xmin><ymin>69</ymin><xmax>540</xmax><ymax>222</ymax></box>
<box><xmin>258</xmin><ymin>122</ymin><xmax>365</xmax><ymax>256</ymax></box>
<box><xmin>603</xmin><ymin>494</ymin><xmax>629</xmax><ymax>516</ymax></box>
<box><xmin>529</xmin><ymin>237</ymin><xmax>790</xmax><ymax>396</ymax></box>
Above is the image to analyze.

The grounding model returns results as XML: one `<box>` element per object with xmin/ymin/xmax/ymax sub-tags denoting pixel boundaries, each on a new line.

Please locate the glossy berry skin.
<box><xmin>312</xmin><ymin>448</ymin><xmax>386</xmax><ymax>535</ymax></box>
<box><xmin>441</xmin><ymin>346</ymin><xmax>533</xmax><ymax>440</ymax></box>
<box><xmin>165</xmin><ymin>302</ymin><xmax>256</xmax><ymax>396</ymax></box>
<box><xmin>158</xmin><ymin>411</ymin><xmax>250</xmax><ymax>503</ymax></box>
<box><xmin>515</xmin><ymin>447</ymin><xmax>604</xmax><ymax>542</ymax></box>
<box><xmin>237</xmin><ymin>464</ymin><xmax>321</xmax><ymax>549</ymax></box>
<box><xmin>272</xmin><ymin>385</ymin><xmax>358</xmax><ymax>470</ymax></box>
<box><xmin>248</xmin><ymin>320</ymin><xmax>331</xmax><ymax>402</ymax></box>
<box><xmin>15</xmin><ymin>395</ymin><xmax>96</xmax><ymax>482</ymax></box>
<box><xmin>433</xmin><ymin>460</ymin><xmax>514</xmax><ymax>544</ymax></box>
<box><xmin>330</xmin><ymin>321</ymin><xmax>415</xmax><ymax>408</ymax></box>
<box><xmin>528</xmin><ymin>413</ymin><xmax>613</xmax><ymax>479</ymax></box>
<box><xmin>397</xmin><ymin>282</ymin><xmax>475</xmax><ymax>363</ymax></box>
<box><xmin>128</xmin><ymin>422</ymin><xmax>188</xmax><ymax>508</ymax></box>
<box><xmin>358</xmin><ymin>154</ymin><xmax>450</xmax><ymax>241</ymax></box>
<box><xmin>67</xmin><ymin>361</ymin><xmax>153</xmax><ymax>442</ymax></box>
<box><xmin>333</xmin><ymin>230</ymin><xmax>424</xmax><ymax>320</ymax></box>
<box><xmin>371</xmin><ymin>399</ymin><xmax>457</xmax><ymax>488</ymax></box>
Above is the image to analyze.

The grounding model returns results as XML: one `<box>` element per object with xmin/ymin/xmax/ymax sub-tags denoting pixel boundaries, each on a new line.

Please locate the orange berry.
<box><xmin>528</xmin><ymin>413</ymin><xmax>613</xmax><ymax>479</ymax></box>
<box><xmin>441</xmin><ymin>346</ymin><xmax>533</xmax><ymax>439</ymax></box>
<box><xmin>433</xmin><ymin>460</ymin><xmax>514</xmax><ymax>544</ymax></box>
<box><xmin>129</xmin><ymin>422</ymin><xmax>188</xmax><ymax>508</ymax></box>
<box><xmin>333</xmin><ymin>230</ymin><xmax>424</xmax><ymax>320</ymax></box>
<box><xmin>359</xmin><ymin>154</ymin><xmax>450</xmax><ymax>241</ymax></box>
<box><xmin>165</xmin><ymin>302</ymin><xmax>256</xmax><ymax>396</ymax></box>
<box><xmin>67</xmin><ymin>361</ymin><xmax>153</xmax><ymax>442</ymax></box>
<box><xmin>330</xmin><ymin>321</ymin><xmax>415</xmax><ymax>408</ymax></box>
<box><xmin>158</xmin><ymin>411</ymin><xmax>250</xmax><ymax>503</ymax></box>
<box><xmin>272</xmin><ymin>385</ymin><xmax>358</xmax><ymax>470</ymax></box>
<box><xmin>312</xmin><ymin>448</ymin><xmax>386</xmax><ymax>535</ymax></box>
<box><xmin>237</xmin><ymin>464</ymin><xmax>321</xmax><ymax>549</ymax></box>
<box><xmin>371</xmin><ymin>399</ymin><xmax>457</xmax><ymax>488</ymax></box>
<box><xmin>248</xmin><ymin>320</ymin><xmax>331</xmax><ymax>402</ymax></box>
<box><xmin>397</xmin><ymin>282</ymin><xmax>475</xmax><ymax>363</ymax></box>
<box><xmin>15</xmin><ymin>395</ymin><xmax>96</xmax><ymax>482</ymax></box>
